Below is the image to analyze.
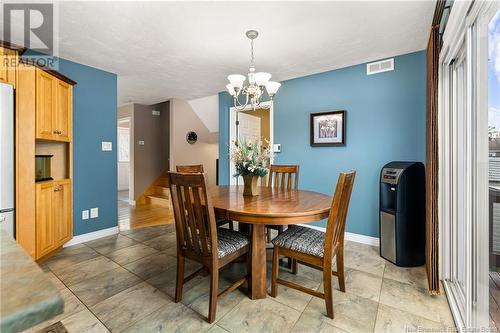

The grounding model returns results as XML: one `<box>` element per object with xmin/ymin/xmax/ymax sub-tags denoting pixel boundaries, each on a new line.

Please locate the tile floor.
<box><xmin>29</xmin><ymin>224</ymin><xmax>455</xmax><ymax>333</ymax></box>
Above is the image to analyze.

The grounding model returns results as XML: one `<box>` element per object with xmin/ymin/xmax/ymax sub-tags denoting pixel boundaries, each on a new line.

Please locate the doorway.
<box><xmin>118</xmin><ymin>117</ymin><xmax>131</xmax><ymax>203</ymax></box>
<box><xmin>229</xmin><ymin>101</ymin><xmax>273</xmax><ymax>185</ymax></box>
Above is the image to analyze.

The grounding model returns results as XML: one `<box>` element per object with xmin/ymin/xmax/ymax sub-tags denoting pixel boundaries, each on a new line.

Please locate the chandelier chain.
<box><xmin>250</xmin><ymin>38</ymin><xmax>255</xmax><ymax>69</ymax></box>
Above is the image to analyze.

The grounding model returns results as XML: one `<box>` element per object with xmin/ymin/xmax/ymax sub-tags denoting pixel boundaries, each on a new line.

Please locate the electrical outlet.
<box><xmin>273</xmin><ymin>143</ymin><xmax>281</xmax><ymax>153</ymax></box>
<box><xmin>82</xmin><ymin>210</ymin><xmax>89</xmax><ymax>220</ymax></box>
<box><xmin>102</xmin><ymin>142</ymin><xmax>112</xmax><ymax>151</ymax></box>
<box><xmin>138</xmin><ymin>140</ymin><xmax>145</xmax><ymax>146</ymax></box>
<box><xmin>90</xmin><ymin>208</ymin><xmax>99</xmax><ymax>219</ymax></box>
<box><xmin>152</xmin><ymin>110</ymin><xmax>161</xmax><ymax>116</ymax></box>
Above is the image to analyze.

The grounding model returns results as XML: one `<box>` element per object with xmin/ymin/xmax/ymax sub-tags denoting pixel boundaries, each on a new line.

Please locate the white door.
<box><xmin>230</xmin><ymin>112</ymin><xmax>261</xmax><ymax>185</ymax></box>
<box><xmin>238</xmin><ymin>112</ymin><xmax>261</xmax><ymax>141</ymax></box>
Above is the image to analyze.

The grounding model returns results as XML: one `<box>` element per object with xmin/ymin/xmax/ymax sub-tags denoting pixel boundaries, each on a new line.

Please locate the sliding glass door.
<box><xmin>442</xmin><ymin>39</ymin><xmax>471</xmax><ymax>327</ymax></box>
<box><xmin>440</xmin><ymin>1</ymin><xmax>500</xmax><ymax>329</ymax></box>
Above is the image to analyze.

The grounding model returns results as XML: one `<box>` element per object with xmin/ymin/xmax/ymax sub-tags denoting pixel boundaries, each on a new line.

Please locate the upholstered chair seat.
<box><xmin>271</xmin><ymin>226</ymin><xmax>324</xmax><ymax>257</ymax></box>
<box><xmin>213</xmin><ymin>228</ymin><xmax>250</xmax><ymax>258</ymax></box>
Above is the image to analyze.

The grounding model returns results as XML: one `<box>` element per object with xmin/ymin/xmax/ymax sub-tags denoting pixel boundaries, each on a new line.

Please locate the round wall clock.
<box><xmin>186</xmin><ymin>131</ymin><xmax>198</xmax><ymax>144</ymax></box>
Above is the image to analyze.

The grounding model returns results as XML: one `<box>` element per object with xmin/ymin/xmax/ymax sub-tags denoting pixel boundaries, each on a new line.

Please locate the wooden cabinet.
<box><xmin>36</xmin><ymin>70</ymin><xmax>56</xmax><ymax>140</ymax></box>
<box><xmin>55</xmin><ymin>80</ymin><xmax>72</xmax><ymax>141</ymax></box>
<box><xmin>53</xmin><ymin>179</ymin><xmax>72</xmax><ymax>245</ymax></box>
<box><xmin>36</xmin><ymin>182</ymin><xmax>56</xmax><ymax>258</ymax></box>
<box><xmin>35</xmin><ymin>69</ymin><xmax>72</xmax><ymax>142</ymax></box>
<box><xmin>35</xmin><ymin>180</ymin><xmax>72</xmax><ymax>259</ymax></box>
<box><xmin>16</xmin><ymin>61</ymin><xmax>75</xmax><ymax>260</ymax></box>
<box><xmin>0</xmin><ymin>47</ymin><xmax>18</xmax><ymax>87</ymax></box>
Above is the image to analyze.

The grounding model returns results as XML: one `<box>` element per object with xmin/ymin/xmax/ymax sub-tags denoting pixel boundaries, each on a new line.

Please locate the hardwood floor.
<box><xmin>118</xmin><ymin>197</ymin><xmax>174</xmax><ymax>231</ymax></box>
<box><xmin>490</xmin><ymin>271</ymin><xmax>500</xmax><ymax>330</ymax></box>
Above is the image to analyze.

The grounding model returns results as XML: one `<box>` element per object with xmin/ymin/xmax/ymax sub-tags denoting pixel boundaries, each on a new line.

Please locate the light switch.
<box><xmin>138</xmin><ymin>140</ymin><xmax>145</xmax><ymax>146</ymax></box>
<box><xmin>82</xmin><ymin>210</ymin><xmax>89</xmax><ymax>220</ymax></box>
<box><xmin>152</xmin><ymin>110</ymin><xmax>161</xmax><ymax>116</ymax></box>
<box><xmin>273</xmin><ymin>144</ymin><xmax>281</xmax><ymax>153</ymax></box>
<box><xmin>90</xmin><ymin>208</ymin><xmax>99</xmax><ymax>219</ymax></box>
<box><xmin>102</xmin><ymin>142</ymin><xmax>112</xmax><ymax>151</ymax></box>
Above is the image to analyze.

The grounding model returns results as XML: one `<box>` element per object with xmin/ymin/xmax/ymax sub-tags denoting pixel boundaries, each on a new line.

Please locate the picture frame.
<box><xmin>310</xmin><ymin>110</ymin><xmax>346</xmax><ymax>146</ymax></box>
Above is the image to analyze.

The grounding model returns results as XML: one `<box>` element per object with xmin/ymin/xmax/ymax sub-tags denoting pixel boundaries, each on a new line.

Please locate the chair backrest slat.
<box><xmin>183</xmin><ymin>185</ymin><xmax>201</xmax><ymax>254</ymax></box>
<box><xmin>172</xmin><ymin>185</ymin><xmax>192</xmax><ymax>251</ymax></box>
<box><xmin>176</xmin><ymin>164</ymin><xmax>204</xmax><ymax>173</ymax></box>
<box><xmin>169</xmin><ymin>172</ymin><xmax>216</xmax><ymax>259</ymax></box>
<box><xmin>192</xmin><ymin>186</ymin><xmax>210</xmax><ymax>256</ymax></box>
<box><xmin>324</xmin><ymin>171</ymin><xmax>356</xmax><ymax>258</ymax></box>
<box><xmin>268</xmin><ymin>165</ymin><xmax>299</xmax><ymax>191</ymax></box>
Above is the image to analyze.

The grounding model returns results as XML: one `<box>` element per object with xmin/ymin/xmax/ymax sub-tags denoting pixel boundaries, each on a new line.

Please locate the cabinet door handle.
<box><xmin>54</xmin><ymin>187</ymin><xmax>61</xmax><ymax>192</ymax></box>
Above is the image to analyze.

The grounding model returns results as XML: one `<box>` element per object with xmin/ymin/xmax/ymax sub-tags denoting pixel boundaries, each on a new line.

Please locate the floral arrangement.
<box><xmin>230</xmin><ymin>137</ymin><xmax>272</xmax><ymax>177</ymax></box>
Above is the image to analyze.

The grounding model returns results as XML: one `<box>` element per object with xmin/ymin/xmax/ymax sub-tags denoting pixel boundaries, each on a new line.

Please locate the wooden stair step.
<box><xmin>156</xmin><ymin>178</ymin><xmax>169</xmax><ymax>187</ymax></box>
<box><xmin>153</xmin><ymin>185</ymin><xmax>169</xmax><ymax>196</ymax></box>
<box><xmin>146</xmin><ymin>194</ymin><xmax>170</xmax><ymax>207</ymax></box>
<box><xmin>147</xmin><ymin>194</ymin><xmax>169</xmax><ymax>201</ymax></box>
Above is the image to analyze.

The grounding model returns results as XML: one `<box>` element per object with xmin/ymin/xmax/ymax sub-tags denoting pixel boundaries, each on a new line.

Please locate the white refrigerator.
<box><xmin>0</xmin><ymin>83</ymin><xmax>15</xmax><ymax>238</ymax></box>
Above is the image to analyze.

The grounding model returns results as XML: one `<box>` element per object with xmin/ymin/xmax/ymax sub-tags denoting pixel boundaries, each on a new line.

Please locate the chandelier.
<box><xmin>226</xmin><ymin>30</ymin><xmax>281</xmax><ymax>111</ymax></box>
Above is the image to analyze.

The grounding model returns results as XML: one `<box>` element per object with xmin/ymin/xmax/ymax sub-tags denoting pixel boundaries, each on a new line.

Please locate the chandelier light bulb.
<box><xmin>265</xmin><ymin>81</ymin><xmax>281</xmax><ymax>97</ymax></box>
<box><xmin>254</xmin><ymin>72</ymin><xmax>271</xmax><ymax>86</ymax></box>
<box><xmin>227</xmin><ymin>74</ymin><xmax>246</xmax><ymax>90</ymax></box>
<box><xmin>226</xmin><ymin>84</ymin><xmax>236</xmax><ymax>96</ymax></box>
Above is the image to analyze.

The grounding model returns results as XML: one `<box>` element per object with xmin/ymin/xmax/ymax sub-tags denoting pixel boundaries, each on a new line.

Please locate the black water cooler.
<box><xmin>379</xmin><ymin>161</ymin><xmax>425</xmax><ymax>267</ymax></box>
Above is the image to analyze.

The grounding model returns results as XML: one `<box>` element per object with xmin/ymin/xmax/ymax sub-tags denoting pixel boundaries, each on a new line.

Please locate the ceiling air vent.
<box><xmin>366</xmin><ymin>58</ymin><xmax>394</xmax><ymax>75</ymax></box>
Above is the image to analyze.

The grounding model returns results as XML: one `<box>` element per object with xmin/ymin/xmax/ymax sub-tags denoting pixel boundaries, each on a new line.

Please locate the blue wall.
<box><xmin>52</xmin><ymin>58</ymin><xmax>118</xmax><ymax>236</ymax></box>
<box><xmin>219</xmin><ymin>51</ymin><xmax>426</xmax><ymax>237</ymax></box>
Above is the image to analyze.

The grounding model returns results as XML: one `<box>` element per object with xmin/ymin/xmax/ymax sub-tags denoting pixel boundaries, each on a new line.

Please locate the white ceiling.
<box><xmin>54</xmin><ymin>1</ymin><xmax>435</xmax><ymax>105</ymax></box>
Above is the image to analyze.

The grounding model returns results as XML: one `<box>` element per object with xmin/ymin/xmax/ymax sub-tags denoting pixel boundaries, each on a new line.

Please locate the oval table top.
<box><xmin>209</xmin><ymin>185</ymin><xmax>332</xmax><ymax>225</ymax></box>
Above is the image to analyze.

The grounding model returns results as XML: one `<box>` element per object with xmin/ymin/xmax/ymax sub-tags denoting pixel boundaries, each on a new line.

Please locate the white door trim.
<box><xmin>117</xmin><ymin>116</ymin><xmax>134</xmax><ymax>202</ymax></box>
<box><xmin>228</xmin><ymin>101</ymin><xmax>274</xmax><ymax>185</ymax></box>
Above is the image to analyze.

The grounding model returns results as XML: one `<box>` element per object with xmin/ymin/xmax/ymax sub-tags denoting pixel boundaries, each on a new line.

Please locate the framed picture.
<box><xmin>310</xmin><ymin>110</ymin><xmax>346</xmax><ymax>146</ymax></box>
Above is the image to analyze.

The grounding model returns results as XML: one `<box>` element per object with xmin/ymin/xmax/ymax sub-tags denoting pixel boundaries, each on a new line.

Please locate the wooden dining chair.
<box><xmin>169</xmin><ymin>172</ymin><xmax>250</xmax><ymax>323</ymax></box>
<box><xmin>266</xmin><ymin>165</ymin><xmax>300</xmax><ymax>242</ymax></box>
<box><xmin>270</xmin><ymin>171</ymin><xmax>356</xmax><ymax>319</ymax></box>
<box><xmin>176</xmin><ymin>164</ymin><xmax>234</xmax><ymax>230</ymax></box>
<box><xmin>176</xmin><ymin>164</ymin><xmax>204</xmax><ymax>173</ymax></box>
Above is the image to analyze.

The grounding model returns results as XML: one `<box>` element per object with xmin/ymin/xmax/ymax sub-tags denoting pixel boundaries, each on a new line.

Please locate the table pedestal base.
<box><xmin>250</xmin><ymin>224</ymin><xmax>267</xmax><ymax>299</ymax></box>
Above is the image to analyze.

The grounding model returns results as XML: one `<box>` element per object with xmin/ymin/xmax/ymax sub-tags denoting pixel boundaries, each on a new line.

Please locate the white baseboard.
<box><xmin>298</xmin><ymin>224</ymin><xmax>380</xmax><ymax>247</ymax></box>
<box><xmin>63</xmin><ymin>226</ymin><xmax>119</xmax><ymax>247</ymax></box>
<box><xmin>344</xmin><ymin>231</ymin><xmax>379</xmax><ymax>246</ymax></box>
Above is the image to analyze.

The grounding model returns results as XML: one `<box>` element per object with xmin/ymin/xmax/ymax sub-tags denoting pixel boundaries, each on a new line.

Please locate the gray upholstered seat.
<box><xmin>271</xmin><ymin>226</ymin><xmax>325</xmax><ymax>257</ymax></box>
<box><xmin>215</xmin><ymin>228</ymin><xmax>250</xmax><ymax>258</ymax></box>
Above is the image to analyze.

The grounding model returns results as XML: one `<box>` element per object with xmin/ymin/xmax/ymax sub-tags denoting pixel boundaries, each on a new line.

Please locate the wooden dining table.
<box><xmin>209</xmin><ymin>185</ymin><xmax>332</xmax><ymax>299</ymax></box>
